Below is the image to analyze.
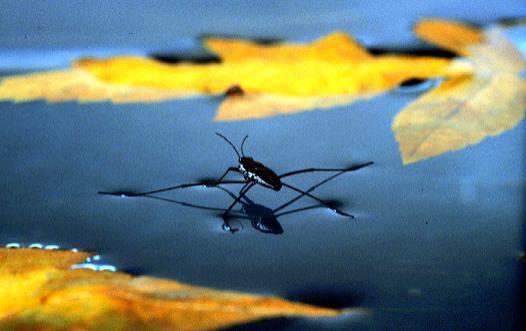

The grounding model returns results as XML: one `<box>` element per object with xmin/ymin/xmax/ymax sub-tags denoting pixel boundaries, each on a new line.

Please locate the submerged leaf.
<box><xmin>393</xmin><ymin>20</ymin><xmax>526</xmax><ymax>164</ymax></box>
<box><xmin>0</xmin><ymin>248</ymin><xmax>351</xmax><ymax>330</ymax></box>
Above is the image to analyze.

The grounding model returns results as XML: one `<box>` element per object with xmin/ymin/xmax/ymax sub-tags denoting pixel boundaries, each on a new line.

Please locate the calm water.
<box><xmin>1</xmin><ymin>81</ymin><xmax>524</xmax><ymax>330</ymax></box>
<box><xmin>1</xmin><ymin>1</ymin><xmax>526</xmax><ymax>330</ymax></box>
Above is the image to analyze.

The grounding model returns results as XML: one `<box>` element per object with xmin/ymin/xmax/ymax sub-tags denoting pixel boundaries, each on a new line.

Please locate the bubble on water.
<box><xmin>71</xmin><ymin>263</ymin><xmax>98</xmax><ymax>271</ymax></box>
<box><xmin>5</xmin><ymin>242</ymin><xmax>61</xmax><ymax>250</ymax></box>
<box><xmin>221</xmin><ymin>221</ymin><xmax>243</xmax><ymax>233</ymax></box>
<box><xmin>71</xmin><ymin>254</ymin><xmax>118</xmax><ymax>272</ymax></box>
<box><xmin>98</xmin><ymin>265</ymin><xmax>117</xmax><ymax>272</ymax></box>
<box><xmin>86</xmin><ymin>255</ymin><xmax>101</xmax><ymax>263</ymax></box>
<box><xmin>2</xmin><ymin>242</ymin><xmax>118</xmax><ymax>273</ymax></box>
<box><xmin>71</xmin><ymin>262</ymin><xmax>117</xmax><ymax>272</ymax></box>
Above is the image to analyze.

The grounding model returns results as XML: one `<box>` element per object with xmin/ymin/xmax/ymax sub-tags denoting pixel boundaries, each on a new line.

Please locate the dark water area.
<box><xmin>0</xmin><ymin>81</ymin><xmax>524</xmax><ymax>329</ymax></box>
<box><xmin>1</xmin><ymin>1</ymin><xmax>526</xmax><ymax>330</ymax></box>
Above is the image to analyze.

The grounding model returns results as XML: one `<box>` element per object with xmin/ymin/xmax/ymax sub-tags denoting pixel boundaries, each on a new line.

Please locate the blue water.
<box><xmin>1</xmin><ymin>1</ymin><xmax>525</xmax><ymax>330</ymax></box>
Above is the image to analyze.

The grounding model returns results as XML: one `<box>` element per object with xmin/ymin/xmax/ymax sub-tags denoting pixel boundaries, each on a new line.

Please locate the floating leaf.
<box><xmin>0</xmin><ymin>248</ymin><xmax>351</xmax><ymax>330</ymax></box>
<box><xmin>413</xmin><ymin>19</ymin><xmax>483</xmax><ymax>56</ymax></box>
<box><xmin>0</xmin><ymin>31</ymin><xmax>452</xmax><ymax>120</ymax></box>
<box><xmin>215</xmin><ymin>93</ymin><xmax>362</xmax><ymax>121</ymax></box>
<box><xmin>392</xmin><ymin>20</ymin><xmax>526</xmax><ymax>164</ymax></box>
<box><xmin>0</xmin><ymin>69</ymin><xmax>189</xmax><ymax>104</ymax></box>
<box><xmin>1</xmin><ymin>20</ymin><xmax>522</xmax><ymax>161</ymax></box>
<box><xmin>204</xmin><ymin>31</ymin><xmax>372</xmax><ymax>63</ymax></box>
<box><xmin>73</xmin><ymin>43</ymin><xmax>451</xmax><ymax>98</ymax></box>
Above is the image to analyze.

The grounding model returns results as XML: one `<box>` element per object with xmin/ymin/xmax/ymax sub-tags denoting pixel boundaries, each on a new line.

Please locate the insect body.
<box><xmin>215</xmin><ymin>132</ymin><xmax>282</xmax><ymax>191</ymax></box>
<box><xmin>239</xmin><ymin>157</ymin><xmax>282</xmax><ymax>191</ymax></box>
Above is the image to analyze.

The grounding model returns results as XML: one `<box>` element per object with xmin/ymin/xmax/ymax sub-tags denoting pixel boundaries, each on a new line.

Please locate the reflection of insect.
<box><xmin>99</xmin><ymin>133</ymin><xmax>373</xmax><ymax>233</ymax></box>
<box><xmin>146</xmin><ymin>187</ymin><xmax>288</xmax><ymax>234</ymax></box>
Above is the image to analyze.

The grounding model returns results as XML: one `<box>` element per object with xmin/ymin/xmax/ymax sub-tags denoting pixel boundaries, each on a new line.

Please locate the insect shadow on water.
<box><xmin>99</xmin><ymin>133</ymin><xmax>373</xmax><ymax>233</ymax></box>
<box><xmin>144</xmin><ymin>167</ymin><xmax>356</xmax><ymax>234</ymax></box>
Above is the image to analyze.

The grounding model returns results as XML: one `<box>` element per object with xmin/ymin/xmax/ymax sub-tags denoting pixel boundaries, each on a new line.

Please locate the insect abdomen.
<box><xmin>239</xmin><ymin>157</ymin><xmax>282</xmax><ymax>191</ymax></box>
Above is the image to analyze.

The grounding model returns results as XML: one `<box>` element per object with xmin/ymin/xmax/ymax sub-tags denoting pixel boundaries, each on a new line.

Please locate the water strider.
<box><xmin>99</xmin><ymin>133</ymin><xmax>373</xmax><ymax>232</ymax></box>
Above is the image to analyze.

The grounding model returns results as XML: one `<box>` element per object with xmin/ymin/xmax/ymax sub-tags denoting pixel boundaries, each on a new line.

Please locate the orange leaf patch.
<box><xmin>0</xmin><ymin>248</ymin><xmax>356</xmax><ymax>330</ymax></box>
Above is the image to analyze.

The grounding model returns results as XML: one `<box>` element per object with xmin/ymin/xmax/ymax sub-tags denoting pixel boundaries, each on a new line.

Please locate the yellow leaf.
<box><xmin>73</xmin><ymin>53</ymin><xmax>450</xmax><ymax>98</ymax></box>
<box><xmin>413</xmin><ymin>19</ymin><xmax>484</xmax><ymax>56</ymax></box>
<box><xmin>215</xmin><ymin>93</ymin><xmax>363</xmax><ymax>121</ymax></box>
<box><xmin>393</xmin><ymin>22</ymin><xmax>526</xmax><ymax>164</ymax></box>
<box><xmin>204</xmin><ymin>31</ymin><xmax>372</xmax><ymax>63</ymax></box>
<box><xmin>0</xmin><ymin>69</ymin><xmax>190</xmax><ymax>104</ymax></box>
<box><xmin>0</xmin><ymin>31</ymin><xmax>452</xmax><ymax>121</ymax></box>
<box><xmin>0</xmin><ymin>248</ymin><xmax>354</xmax><ymax>330</ymax></box>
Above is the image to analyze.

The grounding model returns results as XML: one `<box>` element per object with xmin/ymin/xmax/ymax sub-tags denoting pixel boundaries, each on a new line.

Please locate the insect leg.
<box><xmin>98</xmin><ymin>179</ymin><xmax>245</xmax><ymax>197</ymax></box>
<box><xmin>222</xmin><ymin>182</ymin><xmax>255</xmax><ymax>233</ymax></box>
<box><xmin>145</xmin><ymin>195</ymin><xmax>230</xmax><ymax>212</ymax></box>
<box><xmin>212</xmin><ymin>167</ymin><xmax>242</xmax><ymax>185</ymax></box>
<box><xmin>273</xmin><ymin>169</ymin><xmax>351</xmax><ymax>213</ymax></box>
<box><xmin>280</xmin><ymin>181</ymin><xmax>354</xmax><ymax>218</ymax></box>
<box><xmin>215</xmin><ymin>185</ymin><xmax>253</xmax><ymax>205</ymax></box>
<box><xmin>143</xmin><ymin>194</ymin><xmax>247</xmax><ymax>219</ymax></box>
<box><xmin>278</xmin><ymin>161</ymin><xmax>373</xmax><ymax>179</ymax></box>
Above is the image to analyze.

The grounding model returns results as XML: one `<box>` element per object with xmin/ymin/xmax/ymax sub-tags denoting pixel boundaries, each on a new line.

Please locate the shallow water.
<box><xmin>1</xmin><ymin>1</ymin><xmax>526</xmax><ymax>330</ymax></box>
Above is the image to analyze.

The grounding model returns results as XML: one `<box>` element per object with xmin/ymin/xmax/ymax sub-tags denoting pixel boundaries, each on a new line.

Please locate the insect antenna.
<box><xmin>215</xmin><ymin>132</ymin><xmax>241</xmax><ymax>159</ymax></box>
<box><xmin>240</xmin><ymin>135</ymin><xmax>249</xmax><ymax>156</ymax></box>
